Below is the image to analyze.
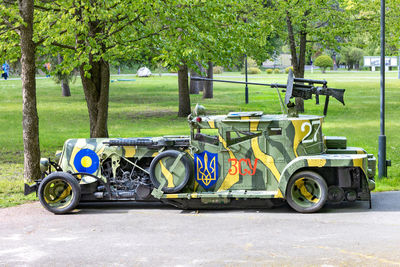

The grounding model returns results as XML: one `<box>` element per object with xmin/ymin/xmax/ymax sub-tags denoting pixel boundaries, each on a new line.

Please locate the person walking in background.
<box><xmin>44</xmin><ymin>62</ymin><xmax>51</xmax><ymax>77</ymax></box>
<box><xmin>1</xmin><ymin>61</ymin><xmax>10</xmax><ymax>80</ymax></box>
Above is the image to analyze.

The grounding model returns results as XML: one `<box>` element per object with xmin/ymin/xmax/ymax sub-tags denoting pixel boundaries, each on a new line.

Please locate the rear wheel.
<box><xmin>38</xmin><ymin>172</ymin><xmax>81</xmax><ymax>214</ymax></box>
<box><xmin>286</xmin><ymin>171</ymin><xmax>328</xmax><ymax>213</ymax></box>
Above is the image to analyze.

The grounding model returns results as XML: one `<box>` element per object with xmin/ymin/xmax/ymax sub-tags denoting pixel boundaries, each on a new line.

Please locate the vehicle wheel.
<box><xmin>38</xmin><ymin>172</ymin><xmax>81</xmax><ymax>214</ymax></box>
<box><xmin>286</xmin><ymin>171</ymin><xmax>328</xmax><ymax>213</ymax></box>
<box><xmin>149</xmin><ymin>150</ymin><xmax>192</xmax><ymax>193</ymax></box>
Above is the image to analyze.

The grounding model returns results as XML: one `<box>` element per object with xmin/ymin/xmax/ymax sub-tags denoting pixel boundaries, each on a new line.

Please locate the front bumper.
<box><xmin>24</xmin><ymin>183</ymin><xmax>38</xmax><ymax>195</ymax></box>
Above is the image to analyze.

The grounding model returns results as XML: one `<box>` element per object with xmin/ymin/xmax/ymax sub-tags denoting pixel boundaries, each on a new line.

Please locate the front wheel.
<box><xmin>286</xmin><ymin>171</ymin><xmax>328</xmax><ymax>213</ymax></box>
<box><xmin>38</xmin><ymin>172</ymin><xmax>81</xmax><ymax>214</ymax></box>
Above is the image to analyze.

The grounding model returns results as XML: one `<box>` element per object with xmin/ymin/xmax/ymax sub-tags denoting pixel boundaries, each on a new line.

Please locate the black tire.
<box><xmin>149</xmin><ymin>150</ymin><xmax>192</xmax><ymax>193</ymax></box>
<box><xmin>286</xmin><ymin>171</ymin><xmax>328</xmax><ymax>213</ymax></box>
<box><xmin>38</xmin><ymin>172</ymin><xmax>81</xmax><ymax>214</ymax></box>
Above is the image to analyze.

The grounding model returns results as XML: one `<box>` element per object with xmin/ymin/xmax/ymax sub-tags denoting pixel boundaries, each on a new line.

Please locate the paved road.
<box><xmin>1</xmin><ymin>192</ymin><xmax>400</xmax><ymax>266</ymax></box>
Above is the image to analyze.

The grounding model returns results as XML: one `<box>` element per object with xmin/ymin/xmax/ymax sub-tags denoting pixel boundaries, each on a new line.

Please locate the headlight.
<box><xmin>40</xmin><ymin>158</ymin><xmax>50</xmax><ymax>173</ymax></box>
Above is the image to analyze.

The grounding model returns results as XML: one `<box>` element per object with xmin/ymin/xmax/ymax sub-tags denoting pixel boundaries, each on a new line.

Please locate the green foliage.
<box><xmin>340</xmin><ymin>47</ymin><xmax>364</xmax><ymax>70</ymax></box>
<box><xmin>266</xmin><ymin>69</ymin><xmax>274</xmax><ymax>74</ymax></box>
<box><xmin>285</xmin><ymin>66</ymin><xmax>293</xmax><ymax>73</ymax></box>
<box><xmin>248</xmin><ymin>67</ymin><xmax>261</xmax><ymax>74</ymax></box>
<box><xmin>314</xmin><ymin>55</ymin><xmax>333</xmax><ymax>73</ymax></box>
<box><xmin>154</xmin><ymin>2</ymin><xmax>276</xmax><ymax>73</ymax></box>
<box><xmin>274</xmin><ymin>69</ymin><xmax>281</xmax><ymax>74</ymax></box>
<box><xmin>247</xmin><ymin>57</ymin><xmax>259</xmax><ymax>68</ymax></box>
<box><xmin>213</xmin><ymin>66</ymin><xmax>224</xmax><ymax>74</ymax></box>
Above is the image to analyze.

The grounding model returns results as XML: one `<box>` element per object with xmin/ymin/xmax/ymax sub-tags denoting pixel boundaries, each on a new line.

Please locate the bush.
<box><xmin>248</xmin><ymin>67</ymin><xmax>261</xmax><ymax>74</ymax></box>
<box><xmin>213</xmin><ymin>66</ymin><xmax>224</xmax><ymax>74</ymax></box>
<box><xmin>274</xmin><ymin>69</ymin><xmax>281</xmax><ymax>74</ymax></box>
<box><xmin>314</xmin><ymin>55</ymin><xmax>333</xmax><ymax>73</ymax></box>
<box><xmin>285</xmin><ymin>66</ymin><xmax>293</xmax><ymax>73</ymax></box>
<box><xmin>247</xmin><ymin>57</ymin><xmax>258</xmax><ymax>68</ymax></box>
<box><xmin>340</xmin><ymin>47</ymin><xmax>364</xmax><ymax>70</ymax></box>
<box><xmin>266</xmin><ymin>69</ymin><xmax>274</xmax><ymax>74</ymax></box>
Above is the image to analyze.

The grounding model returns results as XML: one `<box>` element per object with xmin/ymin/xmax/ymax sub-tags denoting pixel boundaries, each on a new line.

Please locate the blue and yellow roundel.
<box><xmin>73</xmin><ymin>149</ymin><xmax>99</xmax><ymax>174</ymax></box>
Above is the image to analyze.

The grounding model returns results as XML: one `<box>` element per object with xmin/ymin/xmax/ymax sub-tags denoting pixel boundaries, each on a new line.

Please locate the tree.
<box><xmin>177</xmin><ymin>64</ymin><xmax>190</xmax><ymax>117</ymax></box>
<box><xmin>340</xmin><ymin>47</ymin><xmax>364</xmax><ymax>70</ymax></box>
<box><xmin>203</xmin><ymin>61</ymin><xmax>213</xmax><ymax>99</ymax></box>
<box><xmin>0</xmin><ymin>0</ymin><xmax>41</xmax><ymax>183</ymax></box>
<box><xmin>156</xmin><ymin>1</ymin><xmax>276</xmax><ymax>115</ymax></box>
<box><xmin>50</xmin><ymin>54</ymin><xmax>75</xmax><ymax>97</ymax></box>
<box><xmin>255</xmin><ymin>0</ymin><xmax>357</xmax><ymax>111</ymax></box>
<box><xmin>39</xmin><ymin>0</ymin><xmax>172</xmax><ymax>137</ymax></box>
<box><xmin>314</xmin><ymin>55</ymin><xmax>333</xmax><ymax>73</ymax></box>
<box><xmin>189</xmin><ymin>61</ymin><xmax>205</xmax><ymax>94</ymax></box>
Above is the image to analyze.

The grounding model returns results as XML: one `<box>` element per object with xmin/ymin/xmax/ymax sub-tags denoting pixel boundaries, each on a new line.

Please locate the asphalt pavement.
<box><xmin>1</xmin><ymin>191</ymin><xmax>400</xmax><ymax>266</ymax></box>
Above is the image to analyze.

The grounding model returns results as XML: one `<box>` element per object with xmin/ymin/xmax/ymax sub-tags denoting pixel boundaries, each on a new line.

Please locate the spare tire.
<box><xmin>149</xmin><ymin>150</ymin><xmax>192</xmax><ymax>193</ymax></box>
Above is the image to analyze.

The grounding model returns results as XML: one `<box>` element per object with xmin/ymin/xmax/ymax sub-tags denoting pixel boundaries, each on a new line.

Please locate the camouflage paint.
<box><xmin>54</xmin><ymin>111</ymin><xmax>375</xmax><ymax>202</ymax></box>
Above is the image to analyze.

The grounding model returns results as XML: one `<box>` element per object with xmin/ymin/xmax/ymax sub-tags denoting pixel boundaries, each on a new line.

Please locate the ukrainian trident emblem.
<box><xmin>194</xmin><ymin>151</ymin><xmax>218</xmax><ymax>189</ymax></box>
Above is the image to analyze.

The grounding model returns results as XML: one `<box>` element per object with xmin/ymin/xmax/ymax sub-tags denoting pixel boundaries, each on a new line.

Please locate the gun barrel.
<box><xmin>294</xmin><ymin>77</ymin><xmax>327</xmax><ymax>85</ymax></box>
<box><xmin>190</xmin><ymin>77</ymin><xmax>287</xmax><ymax>89</ymax></box>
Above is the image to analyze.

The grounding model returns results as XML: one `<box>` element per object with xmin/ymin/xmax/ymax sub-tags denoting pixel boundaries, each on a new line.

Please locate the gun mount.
<box><xmin>191</xmin><ymin>69</ymin><xmax>345</xmax><ymax>116</ymax></box>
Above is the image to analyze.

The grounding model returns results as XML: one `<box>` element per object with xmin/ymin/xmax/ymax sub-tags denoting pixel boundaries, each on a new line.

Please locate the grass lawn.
<box><xmin>0</xmin><ymin>70</ymin><xmax>399</xmax><ymax>207</ymax></box>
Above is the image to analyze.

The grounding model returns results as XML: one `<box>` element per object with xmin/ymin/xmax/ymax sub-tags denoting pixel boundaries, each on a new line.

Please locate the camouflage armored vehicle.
<box><xmin>25</xmin><ymin>70</ymin><xmax>376</xmax><ymax>214</ymax></box>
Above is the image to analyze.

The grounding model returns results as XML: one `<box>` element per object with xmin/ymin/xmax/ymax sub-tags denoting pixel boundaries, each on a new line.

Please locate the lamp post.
<box><xmin>245</xmin><ymin>54</ymin><xmax>249</xmax><ymax>104</ymax></box>
<box><xmin>378</xmin><ymin>0</ymin><xmax>388</xmax><ymax>178</ymax></box>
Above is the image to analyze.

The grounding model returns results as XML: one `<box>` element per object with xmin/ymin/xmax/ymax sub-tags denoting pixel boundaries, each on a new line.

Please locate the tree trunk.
<box><xmin>79</xmin><ymin>58</ymin><xmax>110</xmax><ymax>137</ymax></box>
<box><xmin>61</xmin><ymin>80</ymin><xmax>71</xmax><ymax>97</ymax></box>
<box><xmin>189</xmin><ymin>70</ymin><xmax>200</xmax><ymax>94</ymax></box>
<box><xmin>203</xmin><ymin>61</ymin><xmax>213</xmax><ymax>99</ymax></box>
<box><xmin>178</xmin><ymin>64</ymin><xmax>191</xmax><ymax>117</ymax></box>
<box><xmin>190</xmin><ymin>61</ymin><xmax>205</xmax><ymax>94</ymax></box>
<box><xmin>286</xmin><ymin>11</ymin><xmax>305</xmax><ymax>112</ymax></box>
<box><xmin>19</xmin><ymin>0</ymin><xmax>41</xmax><ymax>183</ymax></box>
<box><xmin>57</xmin><ymin>54</ymin><xmax>71</xmax><ymax>97</ymax></box>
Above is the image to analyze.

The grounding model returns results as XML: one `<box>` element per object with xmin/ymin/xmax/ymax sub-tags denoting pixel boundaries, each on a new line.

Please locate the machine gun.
<box><xmin>191</xmin><ymin>69</ymin><xmax>345</xmax><ymax>116</ymax></box>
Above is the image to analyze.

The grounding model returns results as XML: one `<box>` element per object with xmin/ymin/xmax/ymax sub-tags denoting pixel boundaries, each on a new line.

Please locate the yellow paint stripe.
<box><xmin>208</xmin><ymin>120</ymin><xmax>215</xmax><ymax>129</ymax></box>
<box><xmin>96</xmin><ymin>146</ymin><xmax>105</xmax><ymax>156</ymax></box>
<box><xmin>353</xmin><ymin>157</ymin><xmax>365</xmax><ymax>172</ymax></box>
<box><xmin>295</xmin><ymin>179</ymin><xmax>319</xmax><ymax>203</ymax></box>
<box><xmin>69</xmin><ymin>143</ymin><xmax>82</xmax><ymax>173</ymax></box>
<box><xmin>124</xmin><ymin>146</ymin><xmax>136</xmax><ymax>157</ymax></box>
<box><xmin>191</xmin><ymin>193</ymin><xmax>199</xmax><ymax>198</ymax></box>
<box><xmin>251</xmin><ymin>137</ymin><xmax>281</xmax><ymax>182</ymax></box>
<box><xmin>307</xmin><ymin>158</ymin><xmax>327</xmax><ymax>167</ymax></box>
<box><xmin>185</xmin><ymin>149</ymin><xmax>194</xmax><ymax>159</ymax></box>
<box><xmin>250</xmin><ymin>120</ymin><xmax>259</xmax><ymax>132</ymax></box>
<box><xmin>241</xmin><ymin>116</ymin><xmax>250</xmax><ymax>120</ymax></box>
<box><xmin>159</xmin><ymin>160</ymin><xmax>175</xmax><ymax>188</ymax></box>
<box><xmin>292</xmin><ymin>120</ymin><xmax>310</xmax><ymax>157</ymax></box>
<box><xmin>357</xmin><ymin>149</ymin><xmax>366</xmax><ymax>154</ymax></box>
<box><xmin>185</xmin><ymin>149</ymin><xmax>199</xmax><ymax>191</ymax></box>
<box><xmin>274</xmin><ymin>188</ymin><xmax>283</xmax><ymax>198</ymax></box>
<box><xmin>218</xmin><ymin>135</ymin><xmax>239</xmax><ymax>191</ymax></box>
<box><xmin>165</xmin><ymin>194</ymin><xmax>179</xmax><ymax>199</ymax></box>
